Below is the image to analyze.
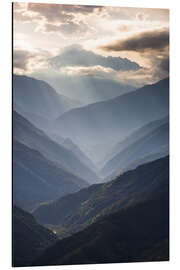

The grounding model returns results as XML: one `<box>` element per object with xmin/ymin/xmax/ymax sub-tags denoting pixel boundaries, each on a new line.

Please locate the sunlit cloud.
<box><xmin>49</xmin><ymin>44</ymin><xmax>141</xmax><ymax>72</ymax></box>
<box><xmin>13</xmin><ymin>3</ymin><xmax>169</xmax><ymax>86</ymax></box>
<box><xmin>13</xmin><ymin>48</ymin><xmax>52</xmax><ymax>74</ymax></box>
<box><xmin>104</xmin><ymin>6</ymin><xmax>169</xmax><ymax>22</ymax></box>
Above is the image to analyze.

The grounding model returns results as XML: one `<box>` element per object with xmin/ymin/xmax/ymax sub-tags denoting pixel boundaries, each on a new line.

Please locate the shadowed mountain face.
<box><xmin>13</xmin><ymin>74</ymin><xmax>81</xmax><ymax>130</ymax></box>
<box><xmin>100</xmin><ymin>117</ymin><xmax>169</xmax><ymax>179</ymax></box>
<box><xmin>32</xmin><ymin>156</ymin><xmax>169</xmax><ymax>236</ymax></box>
<box><xmin>13</xmin><ymin>140</ymin><xmax>88</xmax><ymax>211</ymax></box>
<box><xmin>13</xmin><ymin>111</ymin><xmax>100</xmax><ymax>184</ymax></box>
<box><xmin>12</xmin><ymin>206</ymin><xmax>57</xmax><ymax>267</ymax></box>
<box><xmin>33</xmin><ymin>191</ymin><xmax>169</xmax><ymax>266</ymax></box>
<box><xmin>54</xmin><ymin>78</ymin><xmax>169</xmax><ymax>149</ymax></box>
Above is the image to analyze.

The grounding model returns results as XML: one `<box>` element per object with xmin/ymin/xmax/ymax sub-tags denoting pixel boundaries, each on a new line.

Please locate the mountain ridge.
<box><xmin>32</xmin><ymin>156</ymin><xmax>169</xmax><ymax>236</ymax></box>
<box><xmin>13</xmin><ymin>110</ymin><xmax>100</xmax><ymax>183</ymax></box>
<box><xmin>33</xmin><ymin>190</ymin><xmax>169</xmax><ymax>266</ymax></box>
<box><xmin>53</xmin><ymin>78</ymin><xmax>169</xmax><ymax>148</ymax></box>
<box><xmin>13</xmin><ymin>139</ymin><xmax>88</xmax><ymax>211</ymax></box>
<box><xmin>13</xmin><ymin>205</ymin><xmax>57</xmax><ymax>267</ymax></box>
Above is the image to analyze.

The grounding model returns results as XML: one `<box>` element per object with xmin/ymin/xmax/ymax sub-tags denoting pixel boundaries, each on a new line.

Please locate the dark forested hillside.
<box><xmin>33</xmin><ymin>190</ymin><xmax>169</xmax><ymax>266</ymax></box>
<box><xmin>12</xmin><ymin>206</ymin><xmax>57</xmax><ymax>267</ymax></box>
<box><xmin>33</xmin><ymin>156</ymin><xmax>169</xmax><ymax>236</ymax></box>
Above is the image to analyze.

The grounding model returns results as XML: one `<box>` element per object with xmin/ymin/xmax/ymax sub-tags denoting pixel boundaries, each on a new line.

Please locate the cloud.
<box><xmin>99</xmin><ymin>27</ymin><xmax>169</xmax><ymax>83</ymax></box>
<box><xmin>100</xmin><ymin>28</ymin><xmax>169</xmax><ymax>53</ymax></box>
<box><xmin>49</xmin><ymin>45</ymin><xmax>141</xmax><ymax>71</ymax></box>
<box><xmin>13</xmin><ymin>49</ymin><xmax>51</xmax><ymax>73</ymax></box>
<box><xmin>27</xmin><ymin>3</ymin><xmax>103</xmax><ymax>23</ymax></box>
<box><xmin>105</xmin><ymin>7</ymin><xmax>169</xmax><ymax>22</ymax></box>
<box><xmin>27</xmin><ymin>3</ymin><xmax>73</xmax><ymax>23</ymax></box>
<box><xmin>118</xmin><ymin>24</ymin><xmax>135</xmax><ymax>32</ymax></box>
<box><xmin>43</xmin><ymin>21</ymin><xmax>88</xmax><ymax>35</ymax></box>
<box><xmin>13</xmin><ymin>50</ymin><xmax>33</xmax><ymax>71</ymax></box>
<box><xmin>59</xmin><ymin>65</ymin><xmax>115</xmax><ymax>79</ymax></box>
<box><xmin>13</xmin><ymin>3</ymin><xmax>101</xmax><ymax>37</ymax></box>
<box><xmin>159</xmin><ymin>57</ymin><xmax>169</xmax><ymax>72</ymax></box>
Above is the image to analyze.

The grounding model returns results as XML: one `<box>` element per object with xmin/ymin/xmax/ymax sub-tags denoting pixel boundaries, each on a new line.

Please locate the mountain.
<box><xmin>100</xmin><ymin>118</ymin><xmax>169</xmax><ymax>178</ymax></box>
<box><xmin>13</xmin><ymin>140</ymin><xmax>88</xmax><ymax>211</ymax></box>
<box><xmin>33</xmin><ymin>191</ymin><xmax>169</xmax><ymax>266</ymax></box>
<box><xmin>43</xmin><ymin>134</ymin><xmax>98</xmax><ymax>173</ymax></box>
<box><xmin>42</xmin><ymin>75</ymin><xmax>136</xmax><ymax>105</ymax></box>
<box><xmin>60</xmin><ymin>138</ymin><xmax>97</xmax><ymax>173</ymax></box>
<box><xmin>79</xmin><ymin>142</ymin><xmax>118</xmax><ymax>166</ymax></box>
<box><xmin>13</xmin><ymin>74</ymin><xmax>81</xmax><ymax>130</ymax></box>
<box><xmin>32</xmin><ymin>156</ymin><xmax>169</xmax><ymax>236</ymax></box>
<box><xmin>54</xmin><ymin>78</ymin><xmax>169</xmax><ymax>151</ymax></box>
<box><xmin>13</xmin><ymin>111</ymin><xmax>99</xmax><ymax>183</ymax></box>
<box><xmin>120</xmin><ymin>145</ymin><xmax>169</xmax><ymax>175</ymax></box>
<box><xmin>12</xmin><ymin>205</ymin><xmax>57</xmax><ymax>267</ymax></box>
<box><xmin>102</xmin><ymin>116</ymin><xmax>169</xmax><ymax>167</ymax></box>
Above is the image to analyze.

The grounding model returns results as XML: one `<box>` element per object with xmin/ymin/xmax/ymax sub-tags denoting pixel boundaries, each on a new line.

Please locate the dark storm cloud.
<box><xmin>13</xmin><ymin>50</ymin><xmax>33</xmax><ymax>71</ymax></box>
<box><xmin>100</xmin><ymin>28</ymin><xmax>169</xmax><ymax>52</ymax></box>
<box><xmin>49</xmin><ymin>45</ymin><xmax>141</xmax><ymax>71</ymax></box>
<box><xmin>159</xmin><ymin>57</ymin><xmax>169</xmax><ymax>72</ymax></box>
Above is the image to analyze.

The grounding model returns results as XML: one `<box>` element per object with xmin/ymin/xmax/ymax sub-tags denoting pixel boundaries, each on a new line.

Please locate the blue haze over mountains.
<box><xmin>13</xmin><ymin>73</ymin><xmax>169</xmax><ymax>266</ymax></box>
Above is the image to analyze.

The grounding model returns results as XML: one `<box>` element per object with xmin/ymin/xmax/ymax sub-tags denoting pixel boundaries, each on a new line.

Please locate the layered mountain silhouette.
<box><xmin>12</xmin><ymin>205</ymin><xmax>57</xmax><ymax>267</ymax></box>
<box><xmin>100</xmin><ymin>116</ymin><xmax>169</xmax><ymax>179</ymax></box>
<box><xmin>53</xmin><ymin>78</ymin><xmax>169</xmax><ymax>151</ymax></box>
<box><xmin>44</xmin><ymin>75</ymin><xmax>136</xmax><ymax>105</ymax></box>
<box><xmin>13</xmin><ymin>75</ymin><xmax>81</xmax><ymax>130</ymax></box>
<box><xmin>12</xmin><ymin>73</ymin><xmax>170</xmax><ymax>267</ymax></box>
<box><xmin>33</xmin><ymin>190</ymin><xmax>169</xmax><ymax>266</ymax></box>
<box><xmin>13</xmin><ymin>111</ymin><xmax>99</xmax><ymax>183</ymax></box>
<box><xmin>49</xmin><ymin>136</ymin><xmax>97</xmax><ymax>173</ymax></box>
<box><xmin>13</xmin><ymin>140</ymin><xmax>88</xmax><ymax>211</ymax></box>
<box><xmin>33</xmin><ymin>156</ymin><xmax>169</xmax><ymax>236</ymax></box>
<box><xmin>102</xmin><ymin>116</ymin><xmax>169</xmax><ymax>166</ymax></box>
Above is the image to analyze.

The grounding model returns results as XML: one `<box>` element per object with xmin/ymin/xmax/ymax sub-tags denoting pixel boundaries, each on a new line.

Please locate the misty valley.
<box><xmin>13</xmin><ymin>74</ymin><xmax>169</xmax><ymax>266</ymax></box>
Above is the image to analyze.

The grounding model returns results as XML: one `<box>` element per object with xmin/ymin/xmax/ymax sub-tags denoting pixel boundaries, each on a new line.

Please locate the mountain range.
<box><xmin>13</xmin><ymin>110</ymin><xmax>99</xmax><ymax>184</ymax></box>
<box><xmin>33</xmin><ymin>188</ymin><xmax>169</xmax><ymax>266</ymax></box>
<box><xmin>32</xmin><ymin>156</ymin><xmax>169</xmax><ymax>236</ymax></box>
<box><xmin>12</xmin><ymin>73</ymin><xmax>169</xmax><ymax>266</ymax></box>
<box><xmin>13</xmin><ymin>139</ymin><xmax>88</xmax><ymax>211</ymax></box>
<box><xmin>41</xmin><ymin>75</ymin><xmax>136</xmax><ymax>105</ymax></box>
<box><xmin>100</xmin><ymin>116</ymin><xmax>169</xmax><ymax>179</ymax></box>
<box><xmin>13</xmin><ymin>74</ymin><xmax>82</xmax><ymax>131</ymax></box>
<box><xmin>53</xmin><ymin>78</ymin><xmax>169</xmax><ymax>151</ymax></box>
<box><xmin>49</xmin><ymin>136</ymin><xmax>97</xmax><ymax>173</ymax></box>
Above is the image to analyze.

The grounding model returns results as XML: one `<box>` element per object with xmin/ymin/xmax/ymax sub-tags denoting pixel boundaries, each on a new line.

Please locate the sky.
<box><xmin>13</xmin><ymin>2</ymin><xmax>169</xmax><ymax>88</ymax></box>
